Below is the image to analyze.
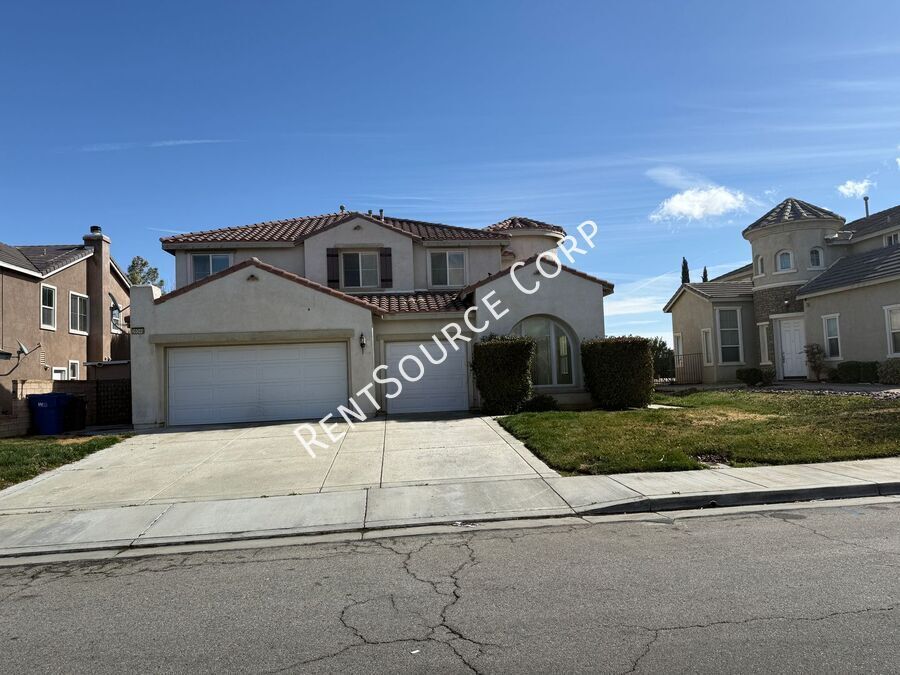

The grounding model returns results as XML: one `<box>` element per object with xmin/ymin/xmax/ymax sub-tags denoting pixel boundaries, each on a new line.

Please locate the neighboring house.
<box><xmin>0</xmin><ymin>226</ymin><xmax>131</xmax><ymax>410</ymax></box>
<box><xmin>664</xmin><ymin>198</ymin><xmax>900</xmax><ymax>383</ymax></box>
<box><xmin>130</xmin><ymin>210</ymin><xmax>613</xmax><ymax>427</ymax></box>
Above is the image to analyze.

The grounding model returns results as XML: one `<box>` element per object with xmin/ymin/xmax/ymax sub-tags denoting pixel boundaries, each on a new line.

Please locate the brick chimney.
<box><xmin>83</xmin><ymin>225</ymin><xmax>111</xmax><ymax>364</ymax></box>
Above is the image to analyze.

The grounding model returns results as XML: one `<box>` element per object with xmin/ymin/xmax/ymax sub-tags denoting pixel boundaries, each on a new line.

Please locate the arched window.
<box><xmin>511</xmin><ymin>316</ymin><xmax>574</xmax><ymax>386</ymax></box>
<box><xmin>776</xmin><ymin>250</ymin><xmax>794</xmax><ymax>272</ymax></box>
<box><xmin>755</xmin><ymin>255</ymin><xmax>765</xmax><ymax>276</ymax></box>
<box><xmin>809</xmin><ymin>247</ymin><xmax>824</xmax><ymax>269</ymax></box>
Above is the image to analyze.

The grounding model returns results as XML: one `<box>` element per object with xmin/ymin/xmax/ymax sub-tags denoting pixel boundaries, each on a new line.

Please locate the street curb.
<box><xmin>3</xmin><ymin>480</ymin><xmax>899</xmax><ymax>562</ymax></box>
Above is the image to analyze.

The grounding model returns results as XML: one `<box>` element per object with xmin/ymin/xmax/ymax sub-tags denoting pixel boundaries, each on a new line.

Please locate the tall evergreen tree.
<box><xmin>701</xmin><ymin>266</ymin><xmax>709</xmax><ymax>282</ymax></box>
<box><xmin>681</xmin><ymin>257</ymin><xmax>690</xmax><ymax>284</ymax></box>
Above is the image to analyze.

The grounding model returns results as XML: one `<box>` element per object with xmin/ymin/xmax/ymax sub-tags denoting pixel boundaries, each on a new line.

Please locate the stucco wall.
<box><xmin>747</xmin><ymin>220</ymin><xmax>842</xmax><ymax>289</ymax></box>
<box><xmin>502</xmin><ymin>231</ymin><xmax>562</xmax><ymax>263</ymax></box>
<box><xmin>669</xmin><ymin>290</ymin><xmax>716</xmax><ymax>383</ymax></box>
<box><xmin>801</xmin><ymin>279</ymin><xmax>900</xmax><ymax>363</ymax></box>
<box><xmin>130</xmin><ymin>266</ymin><xmax>376</xmax><ymax>427</ymax></box>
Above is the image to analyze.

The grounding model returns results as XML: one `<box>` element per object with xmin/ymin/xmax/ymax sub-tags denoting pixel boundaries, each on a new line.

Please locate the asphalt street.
<box><xmin>1</xmin><ymin>499</ymin><xmax>898</xmax><ymax>673</ymax></box>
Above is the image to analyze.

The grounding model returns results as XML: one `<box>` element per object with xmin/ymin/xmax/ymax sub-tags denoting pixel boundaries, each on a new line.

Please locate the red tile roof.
<box><xmin>485</xmin><ymin>216</ymin><xmax>567</xmax><ymax>235</ymax></box>
<box><xmin>357</xmin><ymin>291</ymin><xmax>472</xmax><ymax>314</ymax></box>
<box><xmin>161</xmin><ymin>211</ymin><xmax>509</xmax><ymax>247</ymax></box>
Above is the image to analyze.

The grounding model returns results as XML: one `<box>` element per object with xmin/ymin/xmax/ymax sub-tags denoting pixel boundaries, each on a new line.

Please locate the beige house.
<box><xmin>665</xmin><ymin>198</ymin><xmax>900</xmax><ymax>382</ymax></box>
<box><xmin>664</xmin><ymin>199</ymin><xmax>900</xmax><ymax>382</ymax></box>
<box><xmin>130</xmin><ymin>212</ymin><xmax>613</xmax><ymax>427</ymax></box>
<box><xmin>0</xmin><ymin>226</ymin><xmax>131</xmax><ymax>411</ymax></box>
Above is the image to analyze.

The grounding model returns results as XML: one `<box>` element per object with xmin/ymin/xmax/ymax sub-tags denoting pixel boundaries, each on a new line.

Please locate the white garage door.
<box><xmin>384</xmin><ymin>341</ymin><xmax>469</xmax><ymax>414</ymax></box>
<box><xmin>167</xmin><ymin>343</ymin><xmax>347</xmax><ymax>426</ymax></box>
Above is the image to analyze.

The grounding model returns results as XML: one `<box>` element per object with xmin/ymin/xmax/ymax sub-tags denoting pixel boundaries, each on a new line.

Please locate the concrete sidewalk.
<box><xmin>2</xmin><ymin>456</ymin><xmax>899</xmax><ymax>559</ymax></box>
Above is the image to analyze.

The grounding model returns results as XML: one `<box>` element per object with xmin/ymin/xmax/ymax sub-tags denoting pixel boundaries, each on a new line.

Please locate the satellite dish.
<box><xmin>16</xmin><ymin>341</ymin><xmax>29</xmax><ymax>356</ymax></box>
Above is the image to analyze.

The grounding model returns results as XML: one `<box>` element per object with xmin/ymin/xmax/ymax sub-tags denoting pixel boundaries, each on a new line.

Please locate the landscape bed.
<box><xmin>499</xmin><ymin>391</ymin><xmax>900</xmax><ymax>475</ymax></box>
<box><xmin>0</xmin><ymin>435</ymin><xmax>123</xmax><ymax>490</ymax></box>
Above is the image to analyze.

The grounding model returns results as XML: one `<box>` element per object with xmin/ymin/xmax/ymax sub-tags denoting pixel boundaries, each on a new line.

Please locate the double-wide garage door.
<box><xmin>167</xmin><ymin>343</ymin><xmax>348</xmax><ymax>426</ymax></box>
<box><xmin>384</xmin><ymin>341</ymin><xmax>469</xmax><ymax>414</ymax></box>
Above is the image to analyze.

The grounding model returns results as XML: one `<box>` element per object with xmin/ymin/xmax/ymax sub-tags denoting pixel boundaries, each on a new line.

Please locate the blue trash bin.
<box><xmin>27</xmin><ymin>393</ymin><xmax>70</xmax><ymax>435</ymax></box>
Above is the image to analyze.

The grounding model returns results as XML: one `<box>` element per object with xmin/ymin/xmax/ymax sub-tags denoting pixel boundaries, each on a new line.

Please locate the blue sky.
<box><xmin>2</xmin><ymin>1</ymin><xmax>899</xmax><ymax>343</ymax></box>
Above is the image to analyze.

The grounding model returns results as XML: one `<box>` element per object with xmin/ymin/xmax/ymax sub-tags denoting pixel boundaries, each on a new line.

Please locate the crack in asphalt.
<box><xmin>764</xmin><ymin>512</ymin><xmax>900</xmax><ymax>564</ymax></box>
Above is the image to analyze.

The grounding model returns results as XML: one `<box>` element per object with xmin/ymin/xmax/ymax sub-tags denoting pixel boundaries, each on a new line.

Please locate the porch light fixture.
<box><xmin>359</xmin><ymin>332</ymin><xmax>367</xmax><ymax>351</ymax></box>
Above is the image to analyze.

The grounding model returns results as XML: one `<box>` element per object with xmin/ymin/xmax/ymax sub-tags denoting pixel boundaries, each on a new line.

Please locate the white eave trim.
<box><xmin>0</xmin><ymin>260</ymin><xmax>42</xmax><ymax>278</ymax></box>
<box><xmin>1</xmin><ymin>251</ymin><xmax>94</xmax><ymax>279</ymax></box>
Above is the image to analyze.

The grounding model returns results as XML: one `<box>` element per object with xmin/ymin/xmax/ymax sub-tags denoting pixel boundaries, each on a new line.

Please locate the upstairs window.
<box><xmin>191</xmin><ymin>253</ymin><xmax>231</xmax><ymax>282</ymax></box>
<box><xmin>755</xmin><ymin>255</ymin><xmax>765</xmax><ymax>276</ymax></box>
<box><xmin>809</xmin><ymin>247</ymin><xmax>824</xmax><ymax>269</ymax></box>
<box><xmin>776</xmin><ymin>250</ymin><xmax>794</xmax><ymax>272</ymax></box>
<box><xmin>342</xmin><ymin>251</ymin><xmax>379</xmax><ymax>288</ymax></box>
<box><xmin>40</xmin><ymin>283</ymin><xmax>57</xmax><ymax>330</ymax></box>
<box><xmin>110</xmin><ymin>295</ymin><xmax>123</xmax><ymax>333</ymax></box>
<box><xmin>69</xmin><ymin>292</ymin><xmax>89</xmax><ymax>335</ymax></box>
<box><xmin>886</xmin><ymin>232</ymin><xmax>900</xmax><ymax>247</ymax></box>
<box><xmin>430</xmin><ymin>251</ymin><xmax>466</xmax><ymax>287</ymax></box>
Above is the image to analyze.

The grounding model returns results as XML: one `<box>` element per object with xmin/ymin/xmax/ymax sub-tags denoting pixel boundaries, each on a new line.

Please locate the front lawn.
<box><xmin>0</xmin><ymin>435</ymin><xmax>124</xmax><ymax>490</ymax></box>
<box><xmin>499</xmin><ymin>391</ymin><xmax>900</xmax><ymax>475</ymax></box>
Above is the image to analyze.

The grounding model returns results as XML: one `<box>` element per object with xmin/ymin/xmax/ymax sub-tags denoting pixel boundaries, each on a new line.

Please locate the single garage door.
<box><xmin>384</xmin><ymin>341</ymin><xmax>469</xmax><ymax>414</ymax></box>
<box><xmin>167</xmin><ymin>343</ymin><xmax>347</xmax><ymax>426</ymax></box>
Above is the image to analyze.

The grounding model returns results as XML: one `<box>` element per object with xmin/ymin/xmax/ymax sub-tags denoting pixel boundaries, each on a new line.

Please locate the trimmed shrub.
<box><xmin>859</xmin><ymin>361</ymin><xmax>880</xmax><ymax>383</ymax></box>
<box><xmin>760</xmin><ymin>366</ymin><xmax>776</xmax><ymax>386</ymax></box>
<box><xmin>521</xmin><ymin>394</ymin><xmax>560</xmax><ymax>412</ymax></box>
<box><xmin>471</xmin><ymin>335</ymin><xmax>535</xmax><ymax>414</ymax></box>
<box><xmin>803</xmin><ymin>344</ymin><xmax>826</xmax><ymax>382</ymax></box>
<box><xmin>581</xmin><ymin>337</ymin><xmax>653</xmax><ymax>410</ymax></box>
<box><xmin>878</xmin><ymin>358</ymin><xmax>900</xmax><ymax>385</ymax></box>
<box><xmin>736</xmin><ymin>367</ymin><xmax>763</xmax><ymax>386</ymax></box>
<box><xmin>835</xmin><ymin>361</ymin><xmax>862</xmax><ymax>383</ymax></box>
<box><xmin>825</xmin><ymin>367</ymin><xmax>839</xmax><ymax>382</ymax></box>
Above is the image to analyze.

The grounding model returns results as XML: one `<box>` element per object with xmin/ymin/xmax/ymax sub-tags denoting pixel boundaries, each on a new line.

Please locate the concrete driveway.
<box><xmin>0</xmin><ymin>415</ymin><xmax>557</xmax><ymax>513</ymax></box>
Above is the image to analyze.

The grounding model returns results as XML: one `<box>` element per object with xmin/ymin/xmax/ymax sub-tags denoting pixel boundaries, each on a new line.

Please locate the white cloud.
<box><xmin>78</xmin><ymin>139</ymin><xmax>234</xmax><ymax>152</ymax></box>
<box><xmin>895</xmin><ymin>157</ymin><xmax>900</xmax><ymax>170</ymax></box>
<box><xmin>645</xmin><ymin>166</ymin><xmax>708</xmax><ymax>190</ymax></box>
<box><xmin>836</xmin><ymin>178</ymin><xmax>874</xmax><ymax>198</ymax></box>
<box><xmin>650</xmin><ymin>186</ymin><xmax>748</xmax><ymax>222</ymax></box>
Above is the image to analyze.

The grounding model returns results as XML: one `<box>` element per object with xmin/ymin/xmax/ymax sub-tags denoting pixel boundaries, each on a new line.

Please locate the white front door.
<box><xmin>167</xmin><ymin>343</ymin><xmax>348</xmax><ymax>425</ymax></box>
<box><xmin>779</xmin><ymin>319</ymin><xmax>806</xmax><ymax>378</ymax></box>
<box><xmin>384</xmin><ymin>341</ymin><xmax>469</xmax><ymax>414</ymax></box>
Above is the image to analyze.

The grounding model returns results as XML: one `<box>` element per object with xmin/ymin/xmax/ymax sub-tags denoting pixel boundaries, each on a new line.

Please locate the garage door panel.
<box><xmin>385</xmin><ymin>341</ymin><xmax>469</xmax><ymax>414</ymax></box>
<box><xmin>167</xmin><ymin>343</ymin><xmax>348</xmax><ymax>426</ymax></box>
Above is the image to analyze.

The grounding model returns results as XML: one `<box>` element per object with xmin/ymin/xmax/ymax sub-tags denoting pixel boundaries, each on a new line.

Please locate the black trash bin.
<box><xmin>27</xmin><ymin>393</ymin><xmax>70</xmax><ymax>435</ymax></box>
<box><xmin>64</xmin><ymin>395</ymin><xmax>87</xmax><ymax>432</ymax></box>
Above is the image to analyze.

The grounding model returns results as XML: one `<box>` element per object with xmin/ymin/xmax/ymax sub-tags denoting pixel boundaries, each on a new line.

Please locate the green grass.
<box><xmin>499</xmin><ymin>391</ymin><xmax>900</xmax><ymax>475</ymax></box>
<box><xmin>0</xmin><ymin>435</ymin><xmax>124</xmax><ymax>490</ymax></box>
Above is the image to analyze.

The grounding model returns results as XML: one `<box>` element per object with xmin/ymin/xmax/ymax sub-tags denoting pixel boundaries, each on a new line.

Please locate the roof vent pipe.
<box><xmin>90</xmin><ymin>225</ymin><xmax>102</xmax><ymax>234</ymax></box>
<box><xmin>339</xmin><ymin>204</ymin><xmax>345</xmax><ymax>213</ymax></box>
<box><xmin>379</xmin><ymin>208</ymin><xmax>384</xmax><ymax>221</ymax></box>
<box><xmin>863</xmin><ymin>196</ymin><xmax>869</xmax><ymax>218</ymax></box>
<box><xmin>367</xmin><ymin>209</ymin><xmax>372</xmax><ymax>215</ymax></box>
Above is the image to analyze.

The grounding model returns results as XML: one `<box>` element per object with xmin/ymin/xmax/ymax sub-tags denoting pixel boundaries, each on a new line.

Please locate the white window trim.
<box><xmin>190</xmin><ymin>252</ymin><xmax>233</xmax><ymax>283</ymax></box>
<box><xmin>774</xmin><ymin>250</ymin><xmax>796</xmax><ymax>274</ymax></box>
<box><xmin>700</xmin><ymin>328</ymin><xmax>713</xmax><ymax>366</ymax></box>
<box><xmin>884</xmin><ymin>304</ymin><xmax>900</xmax><ymax>358</ymax></box>
<box><xmin>884</xmin><ymin>232</ymin><xmax>900</xmax><ymax>247</ymax></box>
<box><xmin>715</xmin><ymin>306</ymin><xmax>745</xmax><ymax>365</ymax></box>
<box><xmin>807</xmin><ymin>247</ymin><xmax>825</xmax><ymax>270</ymax></box>
<box><xmin>340</xmin><ymin>250</ymin><xmax>381</xmax><ymax>290</ymax></box>
<box><xmin>512</xmin><ymin>317</ymin><xmax>578</xmax><ymax>387</ymax></box>
<box><xmin>68</xmin><ymin>360</ymin><xmax>80</xmax><ymax>380</ymax></box>
<box><xmin>822</xmin><ymin>313</ymin><xmax>842</xmax><ymax>361</ymax></box>
<box><xmin>68</xmin><ymin>291</ymin><xmax>90</xmax><ymax>336</ymax></box>
<box><xmin>51</xmin><ymin>367</ymin><xmax>68</xmax><ymax>381</ymax></box>
<box><xmin>428</xmin><ymin>249</ymin><xmax>468</xmax><ymax>288</ymax></box>
<box><xmin>753</xmin><ymin>255</ymin><xmax>765</xmax><ymax>278</ymax></box>
<box><xmin>673</xmin><ymin>332</ymin><xmax>683</xmax><ymax>358</ymax></box>
<box><xmin>757</xmin><ymin>322</ymin><xmax>772</xmax><ymax>365</ymax></box>
<box><xmin>40</xmin><ymin>283</ymin><xmax>57</xmax><ymax>330</ymax></box>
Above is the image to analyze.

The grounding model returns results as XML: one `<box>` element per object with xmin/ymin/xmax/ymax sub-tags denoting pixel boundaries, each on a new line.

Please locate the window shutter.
<box><xmin>326</xmin><ymin>248</ymin><xmax>340</xmax><ymax>288</ymax></box>
<box><xmin>380</xmin><ymin>248</ymin><xmax>393</xmax><ymax>288</ymax></box>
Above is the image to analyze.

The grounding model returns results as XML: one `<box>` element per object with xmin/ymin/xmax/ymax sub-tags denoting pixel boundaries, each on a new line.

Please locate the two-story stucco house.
<box><xmin>0</xmin><ymin>226</ymin><xmax>131</xmax><ymax>411</ymax></box>
<box><xmin>130</xmin><ymin>211</ymin><xmax>613</xmax><ymax>427</ymax></box>
<box><xmin>664</xmin><ymin>198</ymin><xmax>900</xmax><ymax>383</ymax></box>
